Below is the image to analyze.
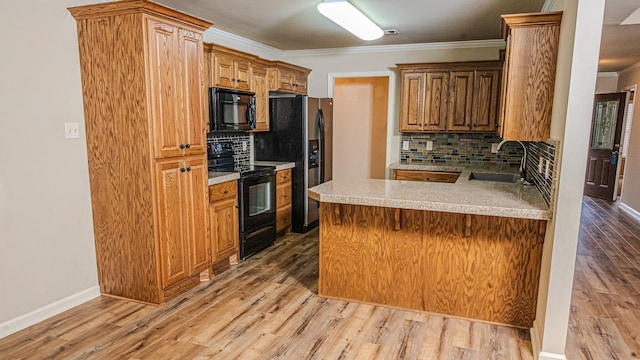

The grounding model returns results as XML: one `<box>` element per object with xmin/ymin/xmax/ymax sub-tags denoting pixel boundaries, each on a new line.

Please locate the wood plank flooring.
<box><xmin>566</xmin><ymin>196</ymin><xmax>640</xmax><ymax>360</ymax></box>
<box><xmin>1</xmin><ymin>196</ymin><xmax>637</xmax><ymax>359</ymax></box>
<box><xmin>0</xmin><ymin>231</ymin><xmax>532</xmax><ymax>359</ymax></box>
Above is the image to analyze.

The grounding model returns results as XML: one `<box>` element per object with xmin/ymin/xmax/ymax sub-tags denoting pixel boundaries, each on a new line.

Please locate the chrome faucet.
<box><xmin>497</xmin><ymin>140</ymin><xmax>528</xmax><ymax>182</ymax></box>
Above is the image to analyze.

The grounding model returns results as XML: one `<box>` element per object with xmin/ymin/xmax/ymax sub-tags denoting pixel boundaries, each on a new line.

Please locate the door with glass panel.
<box><xmin>584</xmin><ymin>92</ymin><xmax>626</xmax><ymax>200</ymax></box>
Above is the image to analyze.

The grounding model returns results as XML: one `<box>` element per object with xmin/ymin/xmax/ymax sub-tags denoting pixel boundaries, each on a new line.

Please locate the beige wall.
<box><xmin>617</xmin><ymin>64</ymin><xmax>640</xmax><ymax>213</ymax></box>
<box><xmin>534</xmin><ymin>0</ymin><xmax>606</xmax><ymax>359</ymax></box>
<box><xmin>0</xmin><ymin>0</ymin><xmax>100</xmax><ymax>333</ymax></box>
<box><xmin>333</xmin><ymin>77</ymin><xmax>389</xmax><ymax>179</ymax></box>
<box><xmin>595</xmin><ymin>73</ymin><xmax>619</xmax><ymax>93</ymax></box>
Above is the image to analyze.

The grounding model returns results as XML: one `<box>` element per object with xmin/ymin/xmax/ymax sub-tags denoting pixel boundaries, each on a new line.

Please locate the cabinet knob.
<box><xmin>223</xmin><ymin>190</ymin><xmax>228</xmax><ymax>194</ymax></box>
<box><xmin>187</xmin><ymin>167</ymin><xmax>192</xmax><ymax>172</ymax></box>
<box><xmin>235</xmin><ymin>205</ymin><xmax>239</xmax><ymax>209</ymax></box>
<box><xmin>180</xmin><ymin>168</ymin><xmax>186</xmax><ymax>172</ymax></box>
<box><xmin>180</xmin><ymin>144</ymin><xmax>186</xmax><ymax>149</ymax></box>
<box><xmin>185</xmin><ymin>144</ymin><xmax>191</xmax><ymax>149</ymax></box>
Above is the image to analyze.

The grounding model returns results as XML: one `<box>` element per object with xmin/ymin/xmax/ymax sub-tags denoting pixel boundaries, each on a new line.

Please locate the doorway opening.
<box><xmin>618</xmin><ymin>88</ymin><xmax>634</xmax><ymax>198</ymax></box>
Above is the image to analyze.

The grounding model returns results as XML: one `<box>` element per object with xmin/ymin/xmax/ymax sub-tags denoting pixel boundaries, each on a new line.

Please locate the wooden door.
<box><xmin>155</xmin><ymin>159</ymin><xmax>188</xmax><ymax>288</ymax></box>
<box><xmin>424</xmin><ymin>71</ymin><xmax>448</xmax><ymax>131</ymax></box>
<box><xmin>213</xmin><ymin>53</ymin><xmax>235</xmax><ymax>89</ymax></box>
<box><xmin>399</xmin><ymin>71</ymin><xmax>425</xmax><ymax>132</ymax></box>
<box><xmin>148</xmin><ymin>19</ymin><xmax>183</xmax><ymax>159</ymax></box>
<box><xmin>210</xmin><ymin>197</ymin><xmax>239</xmax><ymax>262</ymax></box>
<box><xmin>277</xmin><ymin>69</ymin><xmax>296</xmax><ymax>92</ymax></box>
<box><xmin>252</xmin><ymin>65</ymin><xmax>270</xmax><ymax>132</ymax></box>
<box><xmin>294</xmin><ymin>71</ymin><xmax>308</xmax><ymax>94</ymax></box>
<box><xmin>234</xmin><ymin>59</ymin><xmax>251</xmax><ymax>91</ymax></box>
<box><xmin>179</xmin><ymin>29</ymin><xmax>206</xmax><ymax>156</ymax></box>
<box><xmin>584</xmin><ymin>93</ymin><xmax>626</xmax><ymax>200</ymax></box>
<box><xmin>183</xmin><ymin>156</ymin><xmax>210</xmax><ymax>274</ymax></box>
<box><xmin>472</xmin><ymin>70</ymin><xmax>500</xmax><ymax>132</ymax></box>
<box><xmin>447</xmin><ymin>71</ymin><xmax>474</xmax><ymax>131</ymax></box>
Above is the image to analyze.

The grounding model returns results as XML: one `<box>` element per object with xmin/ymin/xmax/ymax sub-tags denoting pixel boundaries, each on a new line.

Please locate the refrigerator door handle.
<box><xmin>316</xmin><ymin>108</ymin><xmax>325</xmax><ymax>184</ymax></box>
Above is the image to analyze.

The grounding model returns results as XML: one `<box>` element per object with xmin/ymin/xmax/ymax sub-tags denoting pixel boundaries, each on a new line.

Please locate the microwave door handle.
<box><xmin>247</xmin><ymin>99</ymin><xmax>256</xmax><ymax>129</ymax></box>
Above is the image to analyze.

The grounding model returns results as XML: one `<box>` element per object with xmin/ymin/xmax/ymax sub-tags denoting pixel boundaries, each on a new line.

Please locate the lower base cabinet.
<box><xmin>209</xmin><ymin>180</ymin><xmax>239</xmax><ymax>265</ymax></box>
<box><xmin>393</xmin><ymin>169</ymin><xmax>461</xmax><ymax>183</ymax></box>
<box><xmin>276</xmin><ymin>169</ymin><xmax>292</xmax><ymax>235</ymax></box>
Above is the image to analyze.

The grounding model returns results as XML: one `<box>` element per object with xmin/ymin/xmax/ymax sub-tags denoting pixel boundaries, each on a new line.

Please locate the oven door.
<box><xmin>239</xmin><ymin>171</ymin><xmax>276</xmax><ymax>232</ymax></box>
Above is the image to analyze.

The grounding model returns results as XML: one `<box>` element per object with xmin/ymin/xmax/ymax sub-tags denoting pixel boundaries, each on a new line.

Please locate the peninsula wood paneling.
<box><xmin>319</xmin><ymin>203</ymin><xmax>546</xmax><ymax>328</ymax></box>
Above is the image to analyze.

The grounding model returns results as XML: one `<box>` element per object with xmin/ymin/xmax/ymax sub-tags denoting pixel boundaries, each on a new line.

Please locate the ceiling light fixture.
<box><xmin>317</xmin><ymin>0</ymin><xmax>384</xmax><ymax>41</ymax></box>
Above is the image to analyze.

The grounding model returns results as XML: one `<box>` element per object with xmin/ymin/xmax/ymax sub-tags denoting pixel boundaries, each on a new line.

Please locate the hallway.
<box><xmin>566</xmin><ymin>196</ymin><xmax>640</xmax><ymax>359</ymax></box>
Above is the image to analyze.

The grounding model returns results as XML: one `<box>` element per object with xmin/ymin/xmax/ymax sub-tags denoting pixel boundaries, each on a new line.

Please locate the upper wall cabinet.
<box><xmin>251</xmin><ymin>59</ymin><xmax>270</xmax><ymax>132</ymax></box>
<box><xmin>268</xmin><ymin>61</ymin><xmax>311</xmax><ymax>94</ymax></box>
<box><xmin>398</xmin><ymin>62</ymin><xmax>502</xmax><ymax>133</ymax></box>
<box><xmin>204</xmin><ymin>44</ymin><xmax>253</xmax><ymax>91</ymax></box>
<box><xmin>499</xmin><ymin>12</ymin><xmax>562</xmax><ymax>141</ymax></box>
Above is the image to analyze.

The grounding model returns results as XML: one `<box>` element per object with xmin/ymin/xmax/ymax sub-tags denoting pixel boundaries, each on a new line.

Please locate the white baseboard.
<box><xmin>539</xmin><ymin>352</ymin><xmax>567</xmax><ymax>360</ymax></box>
<box><xmin>0</xmin><ymin>286</ymin><xmax>100</xmax><ymax>339</ymax></box>
<box><xmin>531</xmin><ymin>319</ymin><xmax>542</xmax><ymax>359</ymax></box>
<box><xmin>620</xmin><ymin>202</ymin><xmax>640</xmax><ymax>222</ymax></box>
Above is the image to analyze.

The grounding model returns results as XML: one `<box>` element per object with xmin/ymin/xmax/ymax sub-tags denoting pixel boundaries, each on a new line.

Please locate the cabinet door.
<box><xmin>472</xmin><ymin>70</ymin><xmax>500</xmax><ymax>132</ymax></box>
<box><xmin>183</xmin><ymin>156</ymin><xmax>210</xmax><ymax>274</ymax></box>
<box><xmin>148</xmin><ymin>19</ymin><xmax>183</xmax><ymax>159</ymax></box>
<box><xmin>399</xmin><ymin>72</ymin><xmax>426</xmax><ymax>132</ymax></box>
<box><xmin>252</xmin><ymin>68</ymin><xmax>269</xmax><ymax>132</ymax></box>
<box><xmin>213</xmin><ymin>53</ymin><xmax>235</xmax><ymax>89</ymax></box>
<box><xmin>447</xmin><ymin>71</ymin><xmax>474</xmax><ymax>131</ymax></box>
<box><xmin>294</xmin><ymin>71</ymin><xmax>308</xmax><ymax>94</ymax></box>
<box><xmin>156</xmin><ymin>159</ymin><xmax>188</xmax><ymax>288</ymax></box>
<box><xmin>210</xmin><ymin>197</ymin><xmax>239</xmax><ymax>262</ymax></box>
<box><xmin>424</xmin><ymin>71</ymin><xmax>448</xmax><ymax>131</ymax></box>
<box><xmin>179</xmin><ymin>29</ymin><xmax>206</xmax><ymax>155</ymax></box>
<box><xmin>277</xmin><ymin>69</ymin><xmax>296</xmax><ymax>92</ymax></box>
<box><xmin>234</xmin><ymin>59</ymin><xmax>251</xmax><ymax>91</ymax></box>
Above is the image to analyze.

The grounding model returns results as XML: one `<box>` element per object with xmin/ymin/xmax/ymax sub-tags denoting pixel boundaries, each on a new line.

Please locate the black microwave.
<box><xmin>209</xmin><ymin>87</ymin><xmax>256</xmax><ymax>132</ymax></box>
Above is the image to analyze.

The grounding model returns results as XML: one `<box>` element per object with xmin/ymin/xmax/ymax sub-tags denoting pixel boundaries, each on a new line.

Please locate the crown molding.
<box><xmin>282</xmin><ymin>39</ymin><xmax>506</xmax><ymax>58</ymax></box>
<box><xmin>597</xmin><ymin>72</ymin><xmax>619</xmax><ymax>78</ymax></box>
<box><xmin>620</xmin><ymin>61</ymin><xmax>640</xmax><ymax>74</ymax></box>
<box><xmin>541</xmin><ymin>0</ymin><xmax>558</xmax><ymax>11</ymax></box>
<box><xmin>203</xmin><ymin>28</ymin><xmax>284</xmax><ymax>60</ymax></box>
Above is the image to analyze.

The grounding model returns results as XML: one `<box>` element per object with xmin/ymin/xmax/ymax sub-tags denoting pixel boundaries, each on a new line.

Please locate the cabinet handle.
<box><xmin>235</xmin><ymin>205</ymin><xmax>239</xmax><ymax>209</ymax></box>
<box><xmin>185</xmin><ymin>144</ymin><xmax>191</xmax><ymax>149</ymax></box>
<box><xmin>187</xmin><ymin>167</ymin><xmax>192</xmax><ymax>172</ymax></box>
<box><xmin>223</xmin><ymin>190</ymin><xmax>228</xmax><ymax>194</ymax></box>
<box><xmin>180</xmin><ymin>144</ymin><xmax>186</xmax><ymax>149</ymax></box>
<box><xmin>180</xmin><ymin>168</ymin><xmax>186</xmax><ymax>172</ymax></box>
<box><xmin>231</xmin><ymin>78</ymin><xmax>236</xmax><ymax>82</ymax></box>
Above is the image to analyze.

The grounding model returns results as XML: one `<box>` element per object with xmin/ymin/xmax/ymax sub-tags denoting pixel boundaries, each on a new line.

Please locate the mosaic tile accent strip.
<box><xmin>208</xmin><ymin>133</ymin><xmax>251</xmax><ymax>168</ymax></box>
<box><xmin>400</xmin><ymin>133</ymin><xmax>524</xmax><ymax>170</ymax></box>
<box><xmin>524</xmin><ymin>141</ymin><xmax>556</xmax><ymax>207</ymax></box>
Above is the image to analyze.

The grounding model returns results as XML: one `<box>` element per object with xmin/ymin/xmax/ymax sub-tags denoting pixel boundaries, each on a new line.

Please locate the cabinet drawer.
<box><xmin>276</xmin><ymin>204</ymin><xmax>292</xmax><ymax>233</ymax></box>
<box><xmin>277</xmin><ymin>181</ymin><xmax>292</xmax><ymax>207</ymax></box>
<box><xmin>276</xmin><ymin>169</ymin><xmax>292</xmax><ymax>184</ymax></box>
<box><xmin>393</xmin><ymin>170</ymin><xmax>461</xmax><ymax>183</ymax></box>
<box><xmin>209</xmin><ymin>180</ymin><xmax>237</xmax><ymax>202</ymax></box>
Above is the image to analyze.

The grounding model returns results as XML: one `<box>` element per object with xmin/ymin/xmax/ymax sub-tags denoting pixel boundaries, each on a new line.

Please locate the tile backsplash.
<box><xmin>524</xmin><ymin>141</ymin><xmax>557</xmax><ymax>207</ymax></box>
<box><xmin>207</xmin><ymin>133</ymin><xmax>250</xmax><ymax>168</ymax></box>
<box><xmin>400</xmin><ymin>133</ymin><xmax>524</xmax><ymax>169</ymax></box>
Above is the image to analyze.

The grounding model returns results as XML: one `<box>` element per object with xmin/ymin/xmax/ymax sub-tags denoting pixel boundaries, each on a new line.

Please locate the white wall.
<box><xmin>534</xmin><ymin>0</ymin><xmax>606</xmax><ymax>359</ymax></box>
<box><xmin>617</xmin><ymin>64</ymin><xmax>640</xmax><ymax>215</ymax></box>
<box><xmin>0</xmin><ymin>0</ymin><xmax>100</xmax><ymax>337</ymax></box>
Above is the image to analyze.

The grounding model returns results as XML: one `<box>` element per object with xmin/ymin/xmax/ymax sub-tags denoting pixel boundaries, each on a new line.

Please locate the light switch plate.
<box><xmin>545</xmin><ymin>160</ymin><xmax>551</xmax><ymax>179</ymax></box>
<box><xmin>64</xmin><ymin>122</ymin><xmax>80</xmax><ymax>139</ymax></box>
<box><xmin>242</xmin><ymin>141</ymin><xmax>248</xmax><ymax>151</ymax></box>
<box><xmin>402</xmin><ymin>140</ymin><xmax>409</xmax><ymax>150</ymax></box>
<box><xmin>538</xmin><ymin>158</ymin><xmax>544</xmax><ymax>173</ymax></box>
<box><xmin>426</xmin><ymin>140</ymin><xmax>433</xmax><ymax>151</ymax></box>
<box><xmin>491</xmin><ymin>143</ymin><xmax>498</xmax><ymax>154</ymax></box>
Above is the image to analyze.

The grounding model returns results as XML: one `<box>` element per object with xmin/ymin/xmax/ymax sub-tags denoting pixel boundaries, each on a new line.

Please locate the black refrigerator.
<box><xmin>254</xmin><ymin>94</ymin><xmax>333</xmax><ymax>233</ymax></box>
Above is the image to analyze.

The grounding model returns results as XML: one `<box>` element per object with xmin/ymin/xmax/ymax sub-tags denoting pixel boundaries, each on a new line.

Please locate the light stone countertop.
<box><xmin>309</xmin><ymin>162</ymin><xmax>551</xmax><ymax>220</ymax></box>
<box><xmin>208</xmin><ymin>171</ymin><xmax>239</xmax><ymax>186</ymax></box>
<box><xmin>253</xmin><ymin>161</ymin><xmax>296</xmax><ymax>171</ymax></box>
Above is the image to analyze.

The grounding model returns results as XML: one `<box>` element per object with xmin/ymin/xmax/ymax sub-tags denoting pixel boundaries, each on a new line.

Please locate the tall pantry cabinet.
<box><xmin>69</xmin><ymin>0</ymin><xmax>213</xmax><ymax>305</ymax></box>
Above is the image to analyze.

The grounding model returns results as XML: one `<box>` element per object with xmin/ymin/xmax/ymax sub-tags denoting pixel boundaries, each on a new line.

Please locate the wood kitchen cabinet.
<box><xmin>393</xmin><ymin>169</ymin><xmax>461</xmax><ymax>183</ymax></box>
<box><xmin>268</xmin><ymin>61</ymin><xmax>311</xmax><ymax>94</ymax></box>
<box><xmin>276</xmin><ymin>169</ymin><xmax>293</xmax><ymax>235</ymax></box>
<box><xmin>398</xmin><ymin>62</ymin><xmax>501</xmax><ymax>133</ymax></box>
<box><xmin>205</xmin><ymin>44</ymin><xmax>251</xmax><ymax>91</ymax></box>
<box><xmin>69</xmin><ymin>0</ymin><xmax>212</xmax><ymax>305</ymax></box>
<box><xmin>499</xmin><ymin>12</ymin><xmax>562</xmax><ymax>141</ymax></box>
<box><xmin>208</xmin><ymin>180</ymin><xmax>240</xmax><ymax>265</ymax></box>
<box><xmin>251</xmin><ymin>59</ymin><xmax>270</xmax><ymax>132</ymax></box>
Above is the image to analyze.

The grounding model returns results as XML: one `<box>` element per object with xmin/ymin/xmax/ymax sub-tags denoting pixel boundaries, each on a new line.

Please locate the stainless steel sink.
<box><xmin>468</xmin><ymin>172</ymin><xmax>520</xmax><ymax>183</ymax></box>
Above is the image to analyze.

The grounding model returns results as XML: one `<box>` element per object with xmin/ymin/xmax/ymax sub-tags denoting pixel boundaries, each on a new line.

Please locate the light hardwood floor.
<box><xmin>0</xmin><ymin>196</ymin><xmax>637</xmax><ymax>359</ymax></box>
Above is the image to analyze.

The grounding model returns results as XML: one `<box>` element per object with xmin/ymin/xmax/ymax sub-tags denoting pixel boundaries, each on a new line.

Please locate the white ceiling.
<box><xmin>154</xmin><ymin>0</ymin><xmax>640</xmax><ymax>72</ymax></box>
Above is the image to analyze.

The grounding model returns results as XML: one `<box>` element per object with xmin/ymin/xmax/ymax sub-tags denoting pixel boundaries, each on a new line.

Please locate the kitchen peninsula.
<box><xmin>308</xmin><ymin>168</ymin><xmax>551</xmax><ymax>328</ymax></box>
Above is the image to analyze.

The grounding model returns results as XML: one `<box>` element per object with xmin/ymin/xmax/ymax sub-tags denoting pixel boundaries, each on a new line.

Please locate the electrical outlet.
<box><xmin>538</xmin><ymin>158</ymin><xmax>544</xmax><ymax>173</ymax></box>
<box><xmin>242</xmin><ymin>141</ymin><xmax>248</xmax><ymax>151</ymax></box>
<box><xmin>545</xmin><ymin>159</ymin><xmax>550</xmax><ymax>179</ymax></box>
<box><xmin>426</xmin><ymin>140</ymin><xmax>433</xmax><ymax>151</ymax></box>
<box><xmin>402</xmin><ymin>140</ymin><xmax>409</xmax><ymax>150</ymax></box>
<box><xmin>64</xmin><ymin>122</ymin><xmax>80</xmax><ymax>139</ymax></box>
<box><xmin>491</xmin><ymin>143</ymin><xmax>498</xmax><ymax>154</ymax></box>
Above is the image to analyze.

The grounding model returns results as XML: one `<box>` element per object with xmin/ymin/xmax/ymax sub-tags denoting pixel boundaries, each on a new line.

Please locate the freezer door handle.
<box><xmin>316</xmin><ymin>108</ymin><xmax>325</xmax><ymax>184</ymax></box>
